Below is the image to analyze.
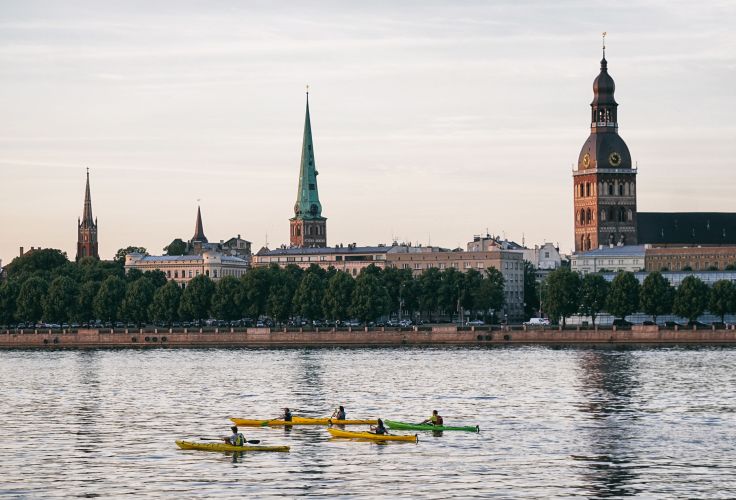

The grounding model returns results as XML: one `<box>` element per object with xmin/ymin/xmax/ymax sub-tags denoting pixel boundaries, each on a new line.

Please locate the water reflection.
<box><xmin>576</xmin><ymin>349</ymin><xmax>641</xmax><ymax>497</ymax></box>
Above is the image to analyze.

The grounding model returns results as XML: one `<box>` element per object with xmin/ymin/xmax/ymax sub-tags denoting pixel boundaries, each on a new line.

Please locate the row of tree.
<box><xmin>543</xmin><ymin>268</ymin><xmax>736</xmax><ymax>325</ymax></box>
<box><xmin>0</xmin><ymin>248</ymin><xmax>510</xmax><ymax>325</ymax></box>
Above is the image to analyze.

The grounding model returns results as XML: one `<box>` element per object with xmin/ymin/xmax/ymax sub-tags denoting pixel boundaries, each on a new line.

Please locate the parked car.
<box><xmin>466</xmin><ymin>319</ymin><xmax>485</xmax><ymax>326</ymax></box>
<box><xmin>523</xmin><ymin>318</ymin><xmax>550</xmax><ymax>326</ymax></box>
<box><xmin>344</xmin><ymin>319</ymin><xmax>361</xmax><ymax>327</ymax></box>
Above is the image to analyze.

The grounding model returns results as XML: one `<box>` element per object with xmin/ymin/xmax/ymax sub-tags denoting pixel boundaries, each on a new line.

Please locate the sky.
<box><xmin>1</xmin><ymin>0</ymin><xmax>735</xmax><ymax>263</ymax></box>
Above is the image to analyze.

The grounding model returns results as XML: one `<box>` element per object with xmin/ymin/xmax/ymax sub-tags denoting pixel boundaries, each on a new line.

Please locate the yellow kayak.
<box><xmin>327</xmin><ymin>427</ymin><xmax>418</xmax><ymax>443</ymax></box>
<box><xmin>230</xmin><ymin>416</ymin><xmax>378</xmax><ymax>427</ymax></box>
<box><xmin>176</xmin><ymin>440</ymin><xmax>290</xmax><ymax>452</ymax></box>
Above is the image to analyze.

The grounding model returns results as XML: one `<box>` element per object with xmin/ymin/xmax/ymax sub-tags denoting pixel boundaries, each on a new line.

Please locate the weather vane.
<box><xmin>602</xmin><ymin>31</ymin><xmax>607</xmax><ymax>57</ymax></box>
<box><xmin>306</xmin><ymin>84</ymin><xmax>309</xmax><ymax>94</ymax></box>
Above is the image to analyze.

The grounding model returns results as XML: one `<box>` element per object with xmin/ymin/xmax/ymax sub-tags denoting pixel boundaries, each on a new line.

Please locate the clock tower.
<box><xmin>290</xmin><ymin>91</ymin><xmax>327</xmax><ymax>248</ymax></box>
<box><xmin>573</xmin><ymin>39</ymin><xmax>637</xmax><ymax>252</ymax></box>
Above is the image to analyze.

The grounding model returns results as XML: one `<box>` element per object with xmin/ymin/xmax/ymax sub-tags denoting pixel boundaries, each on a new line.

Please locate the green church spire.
<box><xmin>293</xmin><ymin>90</ymin><xmax>323</xmax><ymax>220</ymax></box>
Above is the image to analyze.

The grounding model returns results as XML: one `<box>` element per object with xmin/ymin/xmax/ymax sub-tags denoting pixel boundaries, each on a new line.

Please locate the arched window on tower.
<box><xmin>609</xmin><ymin>208</ymin><xmax>615</xmax><ymax>221</ymax></box>
<box><xmin>627</xmin><ymin>209</ymin><xmax>633</xmax><ymax>221</ymax></box>
<box><xmin>608</xmin><ymin>183</ymin><xmax>614</xmax><ymax>196</ymax></box>
<box><xmin>619</xmin><ymin>207</ymin><xmax>626</xmax><ymax>222</ymax></box>
<box><xmin>586</xmin><ymin>208</ymin><xmax>592</xmax><ymax>224</ymax></box>
<box><xmin>586</xmin><ymin>183</ymin><xmax>591</xmax><ymax>197</ymax></box>
<box><xmin>619</xmin><ymin>184</ymin><xmax>624</xmax><ymax>196</ymax></box>
<box><xmin>600</xmin><ymin>209</ymin><xmax>607</xmax><ymax>221</ymax></box>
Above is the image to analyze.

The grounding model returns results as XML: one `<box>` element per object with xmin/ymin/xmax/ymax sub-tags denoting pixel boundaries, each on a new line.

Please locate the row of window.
<box><xmin>577</xmin><ymin>207</ymin><xmax>634</xmax><ymax>225</ymax></box>
<box><xmin>576</xmin><ymin>181</ymin><xmax>635</xmax><ymax>198</ymax></box>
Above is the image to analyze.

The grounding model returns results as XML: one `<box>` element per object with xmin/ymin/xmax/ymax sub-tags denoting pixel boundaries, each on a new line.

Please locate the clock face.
<box><xmin>609</xmin><ymin>152</ymin><xmax>622</xmax><ymax>167</ymax></box>
<box><xmin>583</xmin><ymin>153</ymin><xmax>590</xmax><ymax>167</ymax></box>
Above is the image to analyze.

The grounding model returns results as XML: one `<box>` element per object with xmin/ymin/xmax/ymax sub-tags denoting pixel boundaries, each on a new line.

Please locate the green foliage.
<box><xmin>16</xmin><ymin>277</ymin><xmax>49</xmax><ymax>322</ymax></box>
<box><xmin>350</xmin><ymin>271</ymin><xmax>389</xmax><ymax>323</ymax></box>
<box><xmin>673</xmin><ymin>276</ymin><xmax>710</xmax><ymax>323</ymax></box>
<box><xmin>578</xmin><ymin>273</ymin><xmax>609</xmax><ymax>325</ymax></box>
<box><xmin>210</xmin><ymin>276</ymin><xmax>244</xmax><ymax>321</ymax></box>
<box><xmin>606</xmin><ymin>272</ymin><xmax>641</xmax><ymax>320</ymax></box>
<box><xmin>150</xmin><ymin>281</ymin><xmax>182</xmax><ymax>323</ymax></box>
<box><xmin>293</xmin><ymin>270</ymin><xmax>326</xmax><ymax>320</ymax></box>
<box><xmin>640</xmin><ymin>272</ymin><xmax>674</xmax><ymax>322</ymax></box>
<box><xmin>178</xmin><ymin>275</ymin><xmax>215</xmax><ymax>321</ymax></box>
<box><xmin>77</xmin><ymin>281</ymin><xmax>100</xmax><ymax>322</ymax></box>
<box><xmin>125</xmin><ymin>268</ymin><xmax>144</xmax><ymax>283</ymax></box>
<box><xmin>143</xmin><ymin>270</ymin><xmax>168</xmax><ymax>289</ymax></box>
<box><xmin>543</xmin><ymin>268</ymin><xmax>580</xmax><ymax>326</ymax></box>
<box><xmin>241</xmin><ymin>267</ymin><xmax>272</xmax><ymax>318</ymax></box>
<box><xmin>43</xmin><ymin>276</ymin><xmax>79</xmax><ymax>323</ymax></box>
<box><xmin>461</xmin><ymin>268</ymin><xmax>483</xmax><ymax>316</ymax></box>
<box><xmin>709</xmin><ymin>280</ymin><xmax>736</xmax><ymax>323</ymax></box>
<box><xmin>94</xmin><ymin>276</ymin><xmax>126</xmax><ymax>321</ymax></box>
<box><xmin>0</xmin><ymin>280</ymin><xmax>20</xmax><ymax>325</ymax></box>
<box><xmin>114</xmin><ymin>246</ymin><xmax>147</xmax><ymax>265</ymax></box>
<box><xmin>266</xmin><ymin>267</ymin><xmax>300</xmax><ymax>324</ymax></box>
<box><xmin>121</xmin><ymin>278</ymin><xmax>155</xmax><ymax>325</ymax></box>
<box><xmin>418</xmin><ymin>268</ymin><xmax>442</xmax><ymax>320</ymax></box>
<box><xmin>382</xmin><ymin>267</ymin><xmax>413</xmax><ymax>316</ymax></box>
<box><xmin>522</xmin><ymin>261</ymin><xmax>539</xmax><ymax>320</ymax></box>
<box><xmin>438</xmin><ymin>267</ymin><xmax>464</xmax><ymax>318</ymax></box>
<box><xmin>164</xmin><ymin>238</ymin><xmax>187</xmax><ymax>256</ymax></box>
<box><xmin>322</xmin><ymin>271</ymin><xmax>355</xmax><ymax>321</ymax></box>
<box><xmin>5</xmin><ymin>249</ymin><xmax>69</xmax><ymax>282</ymax></box>
<box><xmin>477</xmin><ymin>267</ymin><xmax>506</xmax><ymax>319</ymax></box>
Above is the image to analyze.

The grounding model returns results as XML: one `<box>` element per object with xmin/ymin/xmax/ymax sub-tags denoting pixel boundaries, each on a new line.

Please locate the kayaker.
<box><xmin>224</xmin><ymin>425</ymin><xmax>246</xmax><ymax>446</ymax></box>
<box><xmin>332</xmin><ymin>405</ymin><xmax>346</xmax><ymax>420</ymax></box>
<box><xmin>421</xmin><ymin>410</ymin><xmax>444</xmax><ymax>426</ymax></box>
<box><xmin>370</xmin><ymin>418</ymin><xmax>388</xmax><ymax>435</ymax></box>
<box><xmin>282</xmin><ymin>407</ymin><xmax>293</xmax><ymax>422</ymax></box>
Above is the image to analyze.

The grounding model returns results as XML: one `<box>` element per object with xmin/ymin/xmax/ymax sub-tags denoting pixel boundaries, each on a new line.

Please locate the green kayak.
<box><xmin>385</xmin><ymin>420</ymin><xmax>480</xmax><ymax>432</ymax></box>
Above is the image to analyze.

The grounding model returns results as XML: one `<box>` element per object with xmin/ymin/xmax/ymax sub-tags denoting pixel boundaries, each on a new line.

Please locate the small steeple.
<box><xmin>192</xmin><ymin>205</ymin><xmax>208</xmax><ymax>243</ymax></box>
<box><xmin>81</xmin><ymin>167</ymin><xmax>94</xmax><ymax>227</ymax></box>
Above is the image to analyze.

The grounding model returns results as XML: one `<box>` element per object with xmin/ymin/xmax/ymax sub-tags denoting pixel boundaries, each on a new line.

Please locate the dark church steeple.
<box><xmin>192</xmin><ymin>205</ymin><xmax>208</xmax><ymax>244</ymax></box>
<box><xmin>76</xmin><ymin>168</ymin><xmax>99</xmax><ymax>260</ymax></box>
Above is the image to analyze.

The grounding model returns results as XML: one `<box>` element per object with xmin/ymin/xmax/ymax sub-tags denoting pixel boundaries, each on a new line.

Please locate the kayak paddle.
<box><xmin>199</xmin><ymin>437</ymin><xmax>261</xmax><ymax>444</ymax></box>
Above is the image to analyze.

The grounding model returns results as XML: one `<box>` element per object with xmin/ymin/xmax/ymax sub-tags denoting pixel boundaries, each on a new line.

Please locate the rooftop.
<box><xmin>574</xmin><ymin>245</ymin><xmax>646</xmax><ymax>257</ymax></box>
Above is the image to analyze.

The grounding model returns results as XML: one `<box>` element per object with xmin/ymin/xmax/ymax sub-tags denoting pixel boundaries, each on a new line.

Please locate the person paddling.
<box><xmin>370</xmin><ymin>418</ymin><xmax>388</xmax><ymax>435</ymax></box>
<box><xmin>282</xmin><ymin>407</ymin><xmax>293</xmax><ymax>422</ymax></box>
<box><xmin>224</xmin><ymin>425</ymin><xmax>246</xmax><ymax>446</ymax></box>
<box><xmin>332</xmin><ymin>405</ymin><xmax>346</xmax><ymax>420</ymax></box>
<box><xmin>421</xmin><ymin>410</ymin><xmax>444</xmax><ymax>426</ymax></box>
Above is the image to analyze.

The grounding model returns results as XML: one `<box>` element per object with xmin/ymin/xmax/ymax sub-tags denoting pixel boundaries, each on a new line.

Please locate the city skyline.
<box><xmin>1</xmin><ymin>1</ymin><xmax>735</xmax><ymax>262</ymax></box>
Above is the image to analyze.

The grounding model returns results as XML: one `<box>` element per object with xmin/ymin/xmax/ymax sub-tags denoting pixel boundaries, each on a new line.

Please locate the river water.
<box><xmin>1</xmin><ymin>346</ymin><xmax>735</xmax><ymax>498</ymax></box>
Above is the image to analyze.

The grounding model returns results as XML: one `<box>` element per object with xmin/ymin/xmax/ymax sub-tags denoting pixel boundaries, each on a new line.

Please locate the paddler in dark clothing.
<box><xmin>331</xmin><ymin>405</ymin><xmax>346</xmax><ymax>421</ymax></box>
<box><xmin>282</xmin><ymin>407</ymin><xmax>293</xmax><ymax>422</ymax></box>
<box><xmin>421</xmin><ymin>410</ymin><xmax>444</xmax><ymax>426</ymax></box>
<box><xmin>370</xmin><ymin>418</ymin><xmax>388</xmax><ymax>435</ymax></box>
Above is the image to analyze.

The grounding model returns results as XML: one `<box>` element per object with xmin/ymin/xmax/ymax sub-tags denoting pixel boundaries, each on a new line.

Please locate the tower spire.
<box><xmin>82</xmin><ymin>167</ymin><xmax>93</xmax><ymax>226</ymax></box>
<box><xmin>76</xmin><ymin>168</ymin><xmax>99</xmax><ymax>260</ymax></box>
<box><xmin>192</xmin><ymin>205</ymin><xmax>208</xmax><ymax>243</ymax></box>
<box><xmin>602</xmin><ymin>31</ymin><xmax>607</xmax><ymax>61</ymax></box>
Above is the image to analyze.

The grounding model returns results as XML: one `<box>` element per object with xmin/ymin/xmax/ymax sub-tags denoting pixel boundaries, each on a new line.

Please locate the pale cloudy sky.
<box><xmin>1</xmin><ymin>0</ymin><xmax>735</xmax><ymax>262</ymax></box>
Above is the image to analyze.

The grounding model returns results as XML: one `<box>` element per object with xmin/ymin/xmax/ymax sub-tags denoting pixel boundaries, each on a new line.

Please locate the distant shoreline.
<box><xmin>1</xmin><ymin>325</ymin><xmax>735</xmax><ymax>349</ymax></box>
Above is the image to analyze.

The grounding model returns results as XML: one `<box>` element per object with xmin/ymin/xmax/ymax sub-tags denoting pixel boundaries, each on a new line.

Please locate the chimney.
<box><xmin>19</xmin><ymin>247</ymin><xmax>24</xmax><ymax>257</ymax></box>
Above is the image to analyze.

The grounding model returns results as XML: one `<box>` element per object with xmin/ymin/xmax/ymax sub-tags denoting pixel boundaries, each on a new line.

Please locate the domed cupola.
<box><xmin>592</xmin><ymin>56</ymin><xmax>617</xmax><ymax>107</ymax></box>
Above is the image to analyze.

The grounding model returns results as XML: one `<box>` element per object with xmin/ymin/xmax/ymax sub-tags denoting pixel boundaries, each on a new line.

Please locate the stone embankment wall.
<box><xmin>1</xmin><ymin>325</ymin><xmax>735</xmax><ymax>348</ymax></box>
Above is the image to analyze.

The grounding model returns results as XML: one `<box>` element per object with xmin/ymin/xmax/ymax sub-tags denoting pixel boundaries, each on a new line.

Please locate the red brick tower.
<box><xmin>76</xmin><ymin>168</ymin><xmax>99</xmax><ymax>260</ymax></box>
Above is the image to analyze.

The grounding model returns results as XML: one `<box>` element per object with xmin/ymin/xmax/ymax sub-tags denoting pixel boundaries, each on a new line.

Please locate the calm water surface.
<box><xmin>1</xmin><ymin>346</ymin><xmax>735</xmax><ymax>498</ymax></box>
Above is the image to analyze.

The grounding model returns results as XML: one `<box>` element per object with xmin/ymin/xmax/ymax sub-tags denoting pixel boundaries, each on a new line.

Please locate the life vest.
<box><xmin>435</xmin><ymin>415</ymin><xmax>444</xmax><ymax>426</ymax></box>
<box><xmin>234</xmin><ymin>433</ymin><xmax>245</xmax><ymax>446</ymax></box>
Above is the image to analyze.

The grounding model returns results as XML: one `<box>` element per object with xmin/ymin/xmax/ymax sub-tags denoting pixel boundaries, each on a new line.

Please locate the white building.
<box><xmin>571</xmin><ymin>245</ymin><xmax>646</xmax><ymax>275</ymax></box>
<box><xmin>125</xmin><ymin>250</ymin><xmax>248</xmax><ymax>286</ymax></box>
<box><xmin>521</xmin><ymin>242</ymin><xmax>562</xmax><ymax>270</ymax></box>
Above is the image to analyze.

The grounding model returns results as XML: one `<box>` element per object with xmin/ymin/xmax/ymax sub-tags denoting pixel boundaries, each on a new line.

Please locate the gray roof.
<box><xmin>575</xmin><ymin>245</ymin><xmax>645</xmax><ymax>257</ymax></box>
<box><xmin>135</xmin><ymin>254</ymin><xmax>247</xmax><ymax>263</ymax></box>
<box><xmin>259</xmin><ymin>245</ymin><xmax>392</xmax><ymax>256</ymax></box>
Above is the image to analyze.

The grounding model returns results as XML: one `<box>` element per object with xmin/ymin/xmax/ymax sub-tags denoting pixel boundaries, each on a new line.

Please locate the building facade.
<box><xmin>125</xmin><ymin>250</ymin><xmax>248</xmax><ymax>286</ymax></box>
<box><xmin>76</xmin><ymin>169</ymin><xmax>99</xmax><ymax>260</ymax></box>
<box><xmin>290</xmin><ymin>93</ymin><xmax>327</xmax><ymax>248</ymax></box>
<box><xmin>645</xmin><ymin>245</ymin><xmax>736</xmax><ymax>272</ymax></box>
<box><xmin>573</xmin><ymin>44</ymin><xmax>638</xmax><ymax>252</ymax></box>
<box><xmin>571</xmin><ymin>245</ymin><xmax>646</xmax><ymax>274</ymax></box>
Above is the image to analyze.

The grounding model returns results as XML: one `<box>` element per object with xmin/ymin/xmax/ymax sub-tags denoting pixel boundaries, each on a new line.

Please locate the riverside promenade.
<box><xmin>1</xmin><ymin>325</ymin><xmax>735</xmax><ymax>348</ymax></box>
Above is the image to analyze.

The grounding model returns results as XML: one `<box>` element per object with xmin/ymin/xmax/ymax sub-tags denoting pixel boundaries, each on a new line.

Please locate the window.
<box><xmin>167</xmin><ymin>270</ymin><xmax>171</xmax><ymax>278</ymax></box>
<box><xmin>608</xmin><ymin>184</ymin><xmax>614</xmax><ymax>195</ymax></box>
<box><xmin>414</xmin><ymin>263</ymin><xmax>422</xmax><ymax>270</ymax></box>
<box><xmin>213</xmin><ymin>270</ymin><xmax>217</xmax><ymax>278</ymax></box>
<box><xmin>189</xmin><ymin>270</ymin><xmax>192</xmax><ymax>278</ymax></box>
<box><xmin>309</xmin><ymin>183</ymin><xmax>315</xmax><ymax>190</ymax></box>
<box><xmin>174</xmin><ymin>270</ymin><xmax>178</xmax><ymax>278</ymax></box>
<box><xmin>477</xmin><ymin>262</ymin><xmax>484</xmax><ymax>269</ymax></box>
<box><xmin>439</xmin><ymin>263</ymin><xmax>446</xmax><ymax>269</ymax></box>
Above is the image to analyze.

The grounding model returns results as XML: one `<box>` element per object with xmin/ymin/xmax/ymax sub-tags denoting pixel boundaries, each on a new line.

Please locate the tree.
<box><xmin>114</xmin><ymin>246</ymin><xmax>147</xmax><ymax>265</ymax></box>
<box><xmin>322</xmin><ymin>271</ymin><xmax>355</xmax><ymax>321</ymax></box>
<box><xmin>673</xmin><ymin>276</ymin><xmax>710</xmax><ymax>324</ymax></box>
<box><xmin>179</xmin><ymin>275</ymin><xmax>215</xmax><ymax>321</ymax></box>
<box><xmin>382</xmin><ymin>267</ymin><xmax>413</xmax><ymax>317</ymax></box>
<box><xmin>438</xmin><ymin>267</ymin><xmax>464</xmax><ymax>321</ymax></box>
<box><xmin>43</xmin><ymin>276</ymin><xmax>79</xmax><ymax>323</ymax></box>
<box><xmin>164</xmin><ymin>238</ymin><xmax>187</xmax><ymax>256</ymax></box>
<box><xmin>76</xmin><ymin>281</ymin><xmax>100</xmax><ymax>322</ymax></box>
<box><xmin>461</xmin><ymin>269</ymin><xmax>483</xmax><ymax>320</ymax></box>
<box><xmin>121</xmin><ymin>278</ymin><xmax>155</xmax><ymax>325</ymax></box>
<box><xmin>350</xmin><ymin>272</ymin><xmax>389</xmax><ymax>323</ymax></box>
<box><xmin>16</xmin><ymin>277</ymin><xmax>49</xmax><ymax>323</ymax></box>
<box><xmin>94</xmin><ymin>276</ymin><xmax>126</xmax><ymax>321</ymax></box>
<box><xmin>125</xmin><ymin>268</ymin><xmax>144</xmax><ymax>283</ymax></box>
<box><xmin>0</xmin><ymin>280</ymin><xmax>20</xmax><ymax>325</ymax></box>
<box><xmin>293</xmin><ymin>271</ymin><xmax>326</xmax><ymax>321</ymax></box>
<box><xmin>578</xmin><ymin>273</ymin><xmax>609</xmax><ymax>326</ymax></box>
<box><xmin>606</xmin><ymin>271</ymin><xmax>640</xmax><ymax>321</ymax></box>
<box><xmin>266</xmin><ymin>268</ymin><xmax>299</xmax><ymax>325</ymax></box>
<box><xmin>522</xmin><ymin>261</ymin><xmax>540</xmax><ymax>320</ymax></box>
<box><xmin>241</xmin><ymin>267</ymin><xmax>272</xmax><ymax>319</ymax></box>
<box><xmin>476</xmin><ymin>267</ymin><xmax>506</xmax><ymax>322</ymax></box>
<box><xmin>709</xmin><ymin>280</ymin><xmax>736</xmax><ymax>323</ymax></box>
<box><xmin>543</xmin><ymin>268</ymin><xmax>580</xmax><ymax>327</ymax></box>
<box><xmin>640</xmin><ymin>271</ymin><xmax>674</xmax><ymax>323</ymax></box>
<box><xmin>211</xmin><ymin>276</ymin><xmax>244</xmax><ymax>321</ymax></box>
<box><xmin>150</xmin><ymin>281</ymin><xmax>182</xmax><ymax>324</ymax></box>
<box><xmin>418</xmin><ymin>268</ymin><xmax>442</xmax><ymax>321</ymax></box>
<box><xmin>5</xmin><ymin>248</ymin><xmax>68</xmax><ymax>282</ymax></box>
<box><xmin>144</xmin><ymin>270</ymin><xmax>168</xmax><ymax>289</ymax></box>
